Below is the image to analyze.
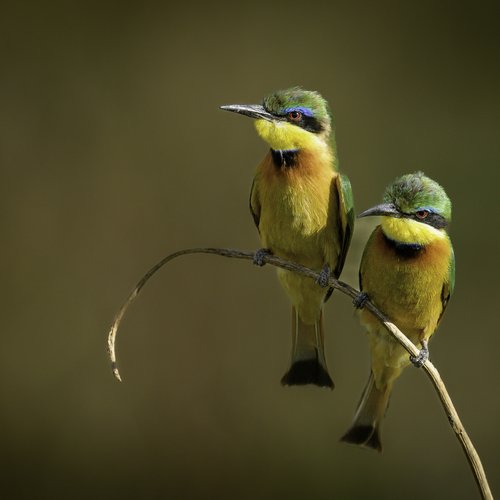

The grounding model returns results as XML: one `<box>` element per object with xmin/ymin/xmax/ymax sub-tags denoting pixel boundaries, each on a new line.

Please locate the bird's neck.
<box><xmin>270</xmin><ymin>145</ymin><xmax>336</xmax><ymax>173</ymax></box>
<box><xmin>270</xmin><ymin>148</ymin><xmax>299</xmax><ymax>168</ymax></box>
<box><xmin>381</xmin><ymin>217</ymin><xmax>447</xmax><ymax>247</ymax></box>
<box><xmin>381</xmin><ymin>231</ymin><xmax>424</xmax><ymax>257</ymax></box>
<box><xmin>255</xmin><ymin>119</ymin><xmax>337</xmax><ymax>169</ymax></box>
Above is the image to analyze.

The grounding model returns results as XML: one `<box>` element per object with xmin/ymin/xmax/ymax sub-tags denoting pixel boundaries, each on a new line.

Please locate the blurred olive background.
<box><xmin>1</xmin><ymin>1</ymin><xmax>499</xmax><ymax>499</ymax></box>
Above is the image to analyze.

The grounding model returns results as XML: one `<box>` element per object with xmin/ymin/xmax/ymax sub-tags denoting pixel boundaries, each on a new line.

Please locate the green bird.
<box><xmin>342</xmin><ymin>172</ymin><xmax>455</xmax><ymax>450</ymax></box>
<box><xmin>221</xmin><ymin>87</ymin><xmax>354</xmax><ymax>388</ymax></box>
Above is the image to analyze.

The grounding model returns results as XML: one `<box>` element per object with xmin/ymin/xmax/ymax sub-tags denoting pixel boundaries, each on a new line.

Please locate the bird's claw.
<box><xmin>353</xmin><ymin>292</ymin><xmax>369</xmax><ymax>309</ymax></box>
<box><xmin>410</xmin><ymin>340</ymin><xmax>429</xmax><ymax>367</ymax></box>
<box><xmin>253</xmin><ymin>248</ymin><xmax>271</xmax><ymax>267</ymax></box>
<box><xmin>316</xmin><ymin>265</ymin><xmax>331</xmax><ymax>288</ymax></box>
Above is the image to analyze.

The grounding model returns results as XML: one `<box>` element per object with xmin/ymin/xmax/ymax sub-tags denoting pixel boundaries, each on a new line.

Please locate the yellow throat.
<box><xmin>255</xmin><ymin>119</ymin><xmax>325</xmax><ymax>151</ymax></box>
<box><xmin>381</xmin><ymin>217</ymin><xmax>447</xmax><ymax>246</ymax></box>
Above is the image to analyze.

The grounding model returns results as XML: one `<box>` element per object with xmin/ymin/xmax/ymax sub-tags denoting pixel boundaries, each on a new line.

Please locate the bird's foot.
<box><xmin>353</xmin><ymin>292</ymin><xmax>369</xmax><ymax>309</ymax></box>
<box><xmin>253</xmin><ymin>248</ymin><xmax>272</xmax><ymax>267</ymax></box>
<box><xmin>410</xmin><ymin>340</ymin><xmax>429</xmax><ymax>367</ymax></box>
<box><xmin>316</xmin><ymin>264</ymin><xmax>331</xmax><ymax>288</ymax></box>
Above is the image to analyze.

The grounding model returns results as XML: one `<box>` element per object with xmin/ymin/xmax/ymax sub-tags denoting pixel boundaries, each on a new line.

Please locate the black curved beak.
<box><xmin>358</xmin><ymin>202</ymin><xmax>401</xmax><ymax>218</ymax></box>
<box><xmin>220</xmin><ymin>104</ymin><xmax>274</xmax><ymax>121</ymax></box>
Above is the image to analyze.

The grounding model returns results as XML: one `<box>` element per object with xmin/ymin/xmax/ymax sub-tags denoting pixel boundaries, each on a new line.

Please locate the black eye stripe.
<box><xmin>282</xmin><ymin>114</ymin><xmax>323</xmax><ymax>133</ymax></box>
<box><xmin>262</xmin><ymin>105</ymin><xmax>325</xmax><ymax>134</ymax></box>
<box><xmin>405</xmin><ymin>211</ymin><xmax>448</xmax><ymax>229</ymax></box>
<box><xmin>301</xmin><ymin>115</ymin><xmax>323</xmax><ymax>132</ymax></box>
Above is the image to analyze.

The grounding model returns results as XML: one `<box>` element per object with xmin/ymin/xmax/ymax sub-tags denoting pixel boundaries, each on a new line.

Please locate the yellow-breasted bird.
<box><xmin>221</xmin><ymin>87</ymin><xmax>354</xmax><ymax>388</ymax></box>
<box><xmin>342</xmin><ymin>172</ymin><xmax>455</xmax><ymax>450</ymax></box>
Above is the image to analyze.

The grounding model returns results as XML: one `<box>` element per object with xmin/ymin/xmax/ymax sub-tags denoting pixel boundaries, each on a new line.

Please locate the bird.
<box><xmin>221</xmin><ymin>87</ymin><xmax>354</xmax><ymax>388</ymax></box>
<box><xmin>341</xmin><ymin>171</ymin><xmax>455</xmax><ymax>450</ymax></box>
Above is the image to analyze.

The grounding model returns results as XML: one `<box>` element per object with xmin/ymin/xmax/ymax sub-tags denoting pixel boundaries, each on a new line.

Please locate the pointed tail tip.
<box><xmin>280</xmin><ymin>359</ymin><xmax>334</xmax><ymax>389</ymax></box>
<box><xmin>111</xmin><ymin>362</ymin><xmax>123</xmax><ymax>382</ymax></box>
<box><xmin>340</xmin><ymin>424</ymin><xmax>382</xmax><ymax>452</ymax></box>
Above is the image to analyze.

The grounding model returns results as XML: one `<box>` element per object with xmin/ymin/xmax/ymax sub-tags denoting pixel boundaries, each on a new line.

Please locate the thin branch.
<box><xmin>107</xmin><ymin>247</ymin><xmax>493</xmax><ymax>500</ymax></box>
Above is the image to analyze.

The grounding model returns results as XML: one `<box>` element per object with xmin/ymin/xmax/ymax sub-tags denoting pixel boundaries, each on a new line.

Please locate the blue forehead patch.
<box><xmin>283</xmin><ymin>106</ymin><xmax>314</xmax><ymax>117</ymax></box>
<box><xmin>416</xmin><ymin>206</ymin><xmax>439</xmax><ymax>214</ymax></box>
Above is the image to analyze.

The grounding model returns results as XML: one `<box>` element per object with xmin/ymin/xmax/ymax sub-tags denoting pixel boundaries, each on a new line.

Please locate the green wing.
<box><xmin>333</xmin><ymin>173</ymin><xmax>355</xmax><ymax>278</ymax></box>
<box><xmin>358</xmin><ymin>229</ymin><xmax>377</xmax><ymax>291</ymax></box>
<box><xmin>448</xmin><ymin>246</ymin><xmax>455</xmax><ymax>295</ymax></box>
<box><xmin>249</xmin><ymin>178</ymin><xmax>261</xmax><ymax>230</ymax></box>
<box><xmin>439</xmin><ymin>245</ymin><xmax>455</xmax><ymax>323</ymax></box>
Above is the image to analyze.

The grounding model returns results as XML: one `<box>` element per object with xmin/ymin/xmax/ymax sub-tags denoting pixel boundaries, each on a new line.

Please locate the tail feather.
<box><xmin>281</xmin><ymin>307</ymin><xmax>334</xmax><ymax>389</ymax></box>
<box><xmin>341</xmin><ymin>424</ymin><xmax>382</xmax><ymax>452</ymax></box>
<box><xmin>281</xmin><ymin>354</ymin><xmax>334</xmax><ymax>387</ymax></box>
<box><xmin>340</xmin><ymin>372</ymin><xmax>391</xmax><ymax>451</ymax></box>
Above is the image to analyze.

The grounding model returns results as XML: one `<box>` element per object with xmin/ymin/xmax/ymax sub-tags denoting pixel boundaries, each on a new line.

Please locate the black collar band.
<box><xmin>382</xmin><ymin>232</ymin><xmax>424</xmax><ymax>257</ymax></box>
<box><xmin>271</xmin><ymin>148</ymin><xmax>299</xmax><ymax>168</ymax></box>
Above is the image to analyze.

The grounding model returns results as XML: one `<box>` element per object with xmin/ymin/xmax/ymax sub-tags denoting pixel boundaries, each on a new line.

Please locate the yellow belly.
<box><xmin>255</xmin><ymin>150</ymin><xmax>340</xmax><ymax>269</ymax></box>
<box><xmin>253</xmin><ymin>149</ymin><xmax>341</xmax><ymax>323</ymax></box>
<box><xmin>359</xmin><ymin>226</ymin><xmax>452</xmax><ymax>381</ymax></box>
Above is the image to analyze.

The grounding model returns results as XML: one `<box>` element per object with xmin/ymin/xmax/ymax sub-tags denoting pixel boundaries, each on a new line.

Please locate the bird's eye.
<box><xmin>415</xmin><ymin>210</ymin><xmax>429</xmax><ymax>219</ymax></box>
<box><xmin>288</xmin><ymin>111</ymin><xmax>302</xmax><ymax>121</ymax></box>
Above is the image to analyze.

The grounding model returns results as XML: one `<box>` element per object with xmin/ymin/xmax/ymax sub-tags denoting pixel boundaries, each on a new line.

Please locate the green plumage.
<box><xmin>383</xmin><ymin>171</ymin><xmax>452</xmax><ymax>220</ymax></box>
<box><xmin>263</xmin><ymin>87</ymin><xmax>331</xmax><ymax>125</ymax></box>
<box><xmin>342</xmin><ymin>172</ymin><xmax>454</xmax><ymax>451</ymax></box>
<box><xmin>222</xmin><ymin>87</ymin><xmax>353</xmax><ymax>387</ymax></box>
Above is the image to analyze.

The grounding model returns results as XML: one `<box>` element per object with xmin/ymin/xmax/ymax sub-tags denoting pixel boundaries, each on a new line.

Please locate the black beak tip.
<box><xmin>357</xmin><ymin>209</ymin><xmax>374</xmax><ymax>219</ymax></box>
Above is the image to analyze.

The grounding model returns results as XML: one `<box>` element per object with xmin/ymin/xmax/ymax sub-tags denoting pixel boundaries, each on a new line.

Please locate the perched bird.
<box><xmin>221</xmin><ymin>87</ymin><xmax>354</xmax><ymax>388</ymax></box>
<box><xmin>342</xmin><ymin>172</ymin><xmax>455</xmax><ymax>450</ymax></box>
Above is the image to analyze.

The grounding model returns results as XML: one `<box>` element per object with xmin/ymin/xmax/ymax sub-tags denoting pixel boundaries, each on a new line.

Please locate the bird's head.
<box><xmin>358</xmin><ymin>172</ymin><xmax>451</xmax><ymax>245</ymax></box>
<box><xmin>221</xmin><ymin>87</ymin><xmax>332</xmax><ymax>151</ymax></box>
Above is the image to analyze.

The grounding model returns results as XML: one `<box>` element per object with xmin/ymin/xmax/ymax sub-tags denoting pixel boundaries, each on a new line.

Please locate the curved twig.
<box><xmin>107</xmin><ymin>247</ymin><xmax>493</xmax><ymax>500</ymax></box>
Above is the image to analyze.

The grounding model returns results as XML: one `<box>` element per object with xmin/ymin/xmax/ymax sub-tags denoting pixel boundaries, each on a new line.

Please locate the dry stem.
<box><xmin>107</xmin><ymin>247</ymin><xmax>493</xmax><ymax>500</ymax></box>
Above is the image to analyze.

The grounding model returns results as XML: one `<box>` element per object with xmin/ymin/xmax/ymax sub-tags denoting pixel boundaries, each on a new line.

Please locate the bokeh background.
<box><xmin>1</xmin><ymin>1</ymin><xmax>499</xmax><ymax>499</ymax></box>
